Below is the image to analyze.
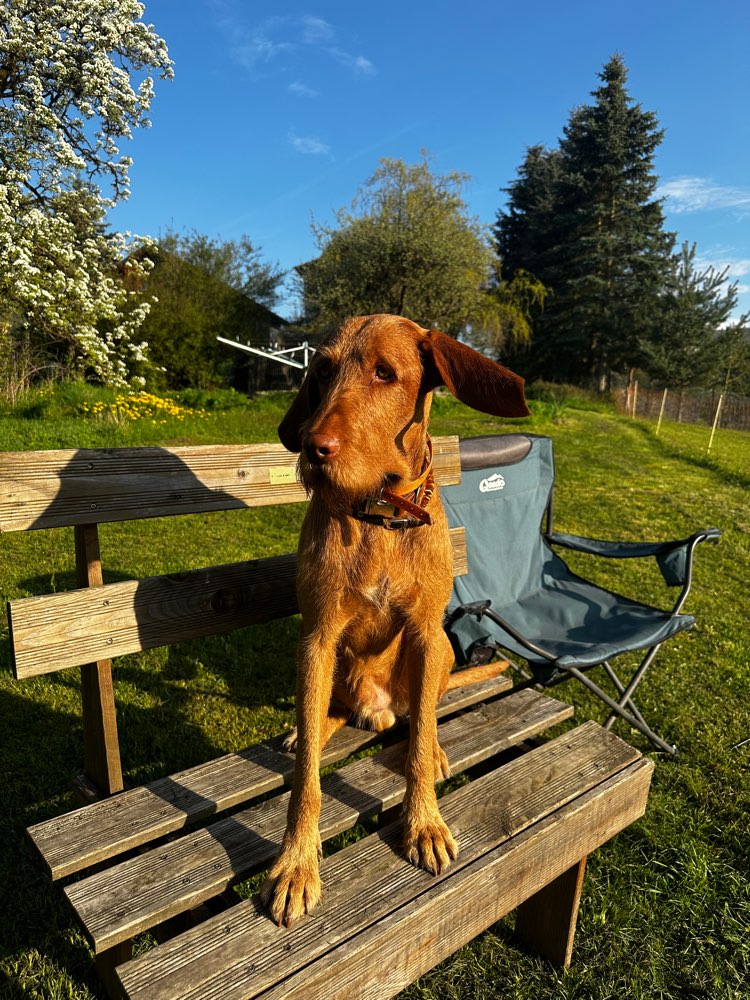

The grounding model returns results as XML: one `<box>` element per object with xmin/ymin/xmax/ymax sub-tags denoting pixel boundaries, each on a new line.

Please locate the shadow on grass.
<box><xmin>6</xmin><ymin>443</ymin><xmax>302</xmax><ymax>757</ymax></box>
<box><xmin>632</xmin><ymin>421</ymin><xmax>750</xmax><ymax>491</ymax></box>
<box><xmin>0</xmin><ymin>689</ymin><xmax>113</xmax><ymax>998</ymax></box>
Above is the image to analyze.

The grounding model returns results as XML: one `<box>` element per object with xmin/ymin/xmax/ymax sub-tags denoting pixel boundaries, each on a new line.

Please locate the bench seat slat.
<box><xmin>9</xmin><ymin>529</ymin><xmax>467</xmax><ymax>680</ymax></box>
<box><xmin>65</xmin><ymin>689</ymin><xmax>573</xmax><ymax>953</ymax></box>
<box><xmin>252</xmin><ymin>760</ymin><xmax>655</xmax><ymax>1000</ymax></box>
<box><xmin>29</xmin><ymin>673</ymin><xmax>511</xmax><ymax>880</ymax></box>
<box><xmin>116</xmin><ymin>723</ymin><xmax>652</xmax><ymax>1000</ymax></box>
<box><xmin>0</xmin><ymin>437</ymin><xmax>461</xmax><ymax>532</ymax></box>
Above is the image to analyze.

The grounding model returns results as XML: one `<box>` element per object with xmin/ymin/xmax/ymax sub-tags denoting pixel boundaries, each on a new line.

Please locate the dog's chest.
<box><xmin>346</xmin><ymin>538</ymin><xmax>416</xmax><ymax>616</ymax></box>
<box><xmin>361</xmin><ymin>577</ymin><xmax>391</xmax><ymax>611</ymax></box>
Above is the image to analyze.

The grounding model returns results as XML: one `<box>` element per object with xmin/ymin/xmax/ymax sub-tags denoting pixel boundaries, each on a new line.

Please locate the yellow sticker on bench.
<box><xmin>269</xmin><ymin>466</ymin><xmax>298</xmax><ymax>485</ymax></box>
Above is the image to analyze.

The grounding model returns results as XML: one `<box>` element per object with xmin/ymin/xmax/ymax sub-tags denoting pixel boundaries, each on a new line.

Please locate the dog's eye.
<box><xmin>316</xmin><ymin>362</ymin><xmax>333</xmax><ymax>383</ymax></box>
<box><xmin>374</xmin><ymin>364</ymin><xmax>395</xmax><ymax>382</ymax></box>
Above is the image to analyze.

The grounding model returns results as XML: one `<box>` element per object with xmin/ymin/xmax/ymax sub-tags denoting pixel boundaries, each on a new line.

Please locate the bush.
<box><xmin>2</xmin><ymin>380</ymin><xmax>118</xmax><ymax>420</ymax></box>
<box><xmin>172</xmin><ymin>387</ymin><xmax>250</xmax><ymax>412</ymax></box>
<box><xmin>527</xmin><ymin>381</ymin><xmax>615</xmax><ymax>414</ymax></box>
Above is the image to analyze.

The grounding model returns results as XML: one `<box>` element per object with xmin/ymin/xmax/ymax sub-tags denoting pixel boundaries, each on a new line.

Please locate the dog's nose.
<box><xmin>305</xmin><ymin>433</ymin><xmax>340</xmax><ymax>464</ymax></box>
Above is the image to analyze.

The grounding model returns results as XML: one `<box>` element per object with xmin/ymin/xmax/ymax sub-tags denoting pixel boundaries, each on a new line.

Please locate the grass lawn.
<box><xmin>0</xmin><ymin>386</ymin><xmax>748</xmax><ymax>999</ymax></box>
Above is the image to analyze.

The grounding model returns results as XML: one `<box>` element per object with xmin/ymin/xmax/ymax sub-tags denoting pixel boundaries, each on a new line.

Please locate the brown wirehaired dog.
<box><xmin>261</xmin><ymin>313</ymin><xmax>529</xmax><ymax>926</ymax></box>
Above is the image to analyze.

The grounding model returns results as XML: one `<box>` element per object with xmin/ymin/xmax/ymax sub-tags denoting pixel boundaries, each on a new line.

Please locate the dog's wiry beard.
<box><xmin>299</xmin><ymin>456</ymin><xmax>396</xmax><ymax>518</ymax></box>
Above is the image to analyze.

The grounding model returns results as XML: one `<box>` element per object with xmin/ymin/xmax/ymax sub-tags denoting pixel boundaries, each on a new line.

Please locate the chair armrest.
<box><xmin>547</xmin><ymin>528</ymin><xmax>721</xmax><ymax>586</ymax></box>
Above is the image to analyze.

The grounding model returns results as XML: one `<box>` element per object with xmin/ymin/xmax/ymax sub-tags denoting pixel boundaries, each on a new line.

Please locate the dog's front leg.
<box><xmin>402</xmin><ymin>624</ymin><xmax>458</xmax><ymax>875</ymax></box>
<box><xmin>261</xmin><ymin>622</ymin><xmax>338</xmax><ymax>926</ymax></box>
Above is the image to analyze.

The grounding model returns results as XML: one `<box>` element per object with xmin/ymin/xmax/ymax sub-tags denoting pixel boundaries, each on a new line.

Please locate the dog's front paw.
<box><xmin>403</xmin><ymin>813</ymin><xmax>458</xmax><ymax>876</ymax></box>
<box><xmin>260</xmin><ymin>852</ymin><xmax>322</xmax><ymax>927</ymax></box>
<box><xmin>282</xmin><ymin>728</ymin><xmax>298</xmax><ymax>753</ymax></box>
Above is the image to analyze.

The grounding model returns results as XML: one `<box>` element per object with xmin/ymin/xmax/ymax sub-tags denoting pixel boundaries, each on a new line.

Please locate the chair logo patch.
<box><xmin>479</xmin><ymin>472</ymin><xmax>505</xmax><ymax>493</ymax></box>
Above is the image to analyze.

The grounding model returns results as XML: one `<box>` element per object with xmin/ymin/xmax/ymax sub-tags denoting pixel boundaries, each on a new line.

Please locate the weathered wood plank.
<box><xmin>10</xmin><ymin>553</ymin><xmax>297</xmax><ymax>680</ymax></box>
<box><xmin>0</xmin><ymin>437</ymin><xmax>461</xmax><ymax>532</ymax></box>
<box><xmin>115</xmin><ymin>725</ymin><xmax>652</xmax><ymax>1000</ymax></box>
<box><xmin>255</xmin><ymin>761</ymin><xmax>654</xmax><ymax>1000</ymax></box>
<box><xmin>75</xmin><ymin>523</ymin><xmax>124</xmax><ymax>796</ymax></box>
<box><xmin>514</xmin><ymin>856</ymin><xmax>587</xmax><ymax>968</ymax></box>
<box><xmin>65</xmin><ymin>689</ymin><xmax>574</xmax><ymax>953</ymax></box>
<box><xmin>29</xmin><ymin>672</ymin><xmax>512</xmax><ymax>880</ymax></box>
<box><xmin>9</xmin><ymin>529</ymin><xmax>467</xmax><ymax>679</ymax></box>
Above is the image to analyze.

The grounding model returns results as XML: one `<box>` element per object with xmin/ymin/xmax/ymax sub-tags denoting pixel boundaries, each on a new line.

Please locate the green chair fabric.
<box><xmin>442</xmin><ymin>434</ymin><xmax>719</xmax><ymax>752</ymax></box>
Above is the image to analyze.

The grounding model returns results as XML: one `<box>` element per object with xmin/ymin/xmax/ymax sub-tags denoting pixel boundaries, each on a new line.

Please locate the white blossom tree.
<box><xmin>0</xmin><ymin>0</ymin><xmax>173</xmax><ymax>387</ymax></box>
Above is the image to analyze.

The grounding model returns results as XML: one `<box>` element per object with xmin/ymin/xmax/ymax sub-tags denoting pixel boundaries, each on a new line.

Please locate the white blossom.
<box><xmin>0</xmin><ymin>0</ymin><xmax>173</xmax><ymax>385</ymax></box>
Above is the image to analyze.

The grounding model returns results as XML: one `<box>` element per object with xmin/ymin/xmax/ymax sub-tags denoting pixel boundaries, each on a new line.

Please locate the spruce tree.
<box><xmin>494</xmin><ymin>144</ymin><xmax>562</xmax><ymax>283</ymax></box>
<box><xmin>643</xmin><ymin>242</ymin><xmax>744</xmax><ymax>389</ymax></box>
<box><xmin>496</xmin><ymin>55</ymin><xmax>675</xmax><ymax>388</ymax></box>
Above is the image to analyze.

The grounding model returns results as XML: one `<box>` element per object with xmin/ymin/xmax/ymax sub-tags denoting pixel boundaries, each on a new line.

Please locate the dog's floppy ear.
<box><xmin>278</xmin><ymin>370</ymin><xmax>320</xmax><ymax>452</ymax></box>
<box><xmin>418</xmin><ymin>328</ymin><xmax>530</xmax><ymax>417</ymax></box>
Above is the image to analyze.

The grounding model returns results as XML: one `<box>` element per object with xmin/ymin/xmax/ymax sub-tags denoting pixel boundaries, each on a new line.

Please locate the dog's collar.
<box><xmin>352</xmin><ymin>439</ymin><xmax>435</xmax><ymax>530</ymax></box>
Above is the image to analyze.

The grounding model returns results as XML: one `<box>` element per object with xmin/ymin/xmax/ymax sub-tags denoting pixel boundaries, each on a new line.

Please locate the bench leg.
<box><xmin>75</xmin><ymin>524</ymin><xmax>124</xmax><ymax>796</ymax></box>
<box><xmin>95</xmin><ymin>941</ymin><xmax>131</xmax><ymax>999</ymax></box>
<box><xmin>514</xmin><ymin>856</ymin><xmax>587</xmax><ymax>969</ymax></box>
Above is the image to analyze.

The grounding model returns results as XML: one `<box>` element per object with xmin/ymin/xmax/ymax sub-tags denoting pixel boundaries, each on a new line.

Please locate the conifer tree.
<box><xmin>643</xmin><ymin>242</ymin><xmax>745</xmax><ymax>389</ymax></box>
<box><xmin>496</xmin><ymin>55</ymin><xmax>675</xmax><ymax>388</ymax></box>
<box><xmin>493</xmin><ymin>144</ymin><xmax>561</xmax><ymax>289</ymax></box>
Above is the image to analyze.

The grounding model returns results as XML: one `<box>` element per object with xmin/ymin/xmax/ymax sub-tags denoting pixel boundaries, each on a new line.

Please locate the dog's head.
<box><xmin>278</xmin><ymin>314</ymin><xmax>529</xmax><ymax>500</ymax></box>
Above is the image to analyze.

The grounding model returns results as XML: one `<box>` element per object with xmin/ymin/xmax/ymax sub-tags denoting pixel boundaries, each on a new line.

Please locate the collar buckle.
<box><xmin>351</xmin><ymin>438</ymin><xmax>435</xmax><ymax>531</ymax></box>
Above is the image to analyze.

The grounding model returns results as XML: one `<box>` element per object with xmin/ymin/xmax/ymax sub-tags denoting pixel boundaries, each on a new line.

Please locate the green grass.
<box><xmin>0</xmin><ymin>388</ymin><xmax>748</xmax><ymax>999</ymax></box>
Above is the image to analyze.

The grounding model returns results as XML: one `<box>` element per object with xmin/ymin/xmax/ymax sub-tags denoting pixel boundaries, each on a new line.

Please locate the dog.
<box><xmin>261</xmin><ymin>314</ymin><xmax>529</xmax><ymax>927</ymax></box>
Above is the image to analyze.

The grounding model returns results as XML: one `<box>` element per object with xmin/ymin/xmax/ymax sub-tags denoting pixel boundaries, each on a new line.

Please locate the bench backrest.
<box><xmin>2</xmin><ymin>436</ymin><xmax>465</xmax><ymax>796</ymax></box>
<box><xmin>0</xmin><ymin>438</ymin><xmax>462</xmax><ymax>532</ymax></box>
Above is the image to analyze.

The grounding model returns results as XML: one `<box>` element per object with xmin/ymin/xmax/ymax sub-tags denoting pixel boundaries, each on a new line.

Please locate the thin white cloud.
<box><xmin>659</xmin><ymin>176</ymin><xmax>750</xmax><ymax>215</ymax></box>
<box><xmin>232</xmin><ymin>16</ymin><xmax>294</xmax><ymax>68</ymax></box>
<box><xmin>727</xmin><ymin>260</ymin><xmax>750</xmax><ymax>278</ymax></box>
<box><xmin>695</xmin><ymin>255</ymin><xmax>750</xmax><ymax>280</ymax></box>
<box><xmin>328</xmin><ymin>47</ymin><xmax>376</xmax><ymax>75</ymax></box>
<box><xmin>288</xmin><ymin>132</ymin><xmax>330</xmax><ymax>156</ymax></box>
<box><xmin>299</xmin><ymin>15</ymin><xmax>334</xmax><ymax>44</ymax></box>
<box><xmin>288</xmin><ymin>81</ymin><xmax>319</xmax><ymax>98</ymax></box>
<box><xmin>218</xmin><ymin>10</ymin><xmax>375</xmax><ymax>77</ymax></box>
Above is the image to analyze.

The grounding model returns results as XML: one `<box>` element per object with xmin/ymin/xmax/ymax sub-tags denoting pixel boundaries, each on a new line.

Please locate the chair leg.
<box><xmin>600</xmin><ymin>646</ymin><xmax>661</xmax><ymax>732</ymax></box>
<box><xmin>515</xmin><ymin>857</ymin><xmax>587</xmax><ymax>968</ymax></box>
<box><xmin>600</xmin><ymin>660</ymin><xmax>650</xmax><ymax>731</ymax></box>
<box><xmin>563</xmin><ymin>665</ymin><xmax>677</xmax><ymax>754</ymax></box>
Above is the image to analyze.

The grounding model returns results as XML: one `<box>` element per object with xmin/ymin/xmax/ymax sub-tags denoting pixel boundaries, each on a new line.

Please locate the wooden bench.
<box><xmin>2</xmin><ymin>436</ymin><xmax>654</xmax><ymax>1000</ymax></box>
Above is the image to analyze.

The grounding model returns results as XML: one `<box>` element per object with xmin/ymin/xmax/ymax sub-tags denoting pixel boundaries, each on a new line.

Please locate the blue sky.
<box><xmin>110</xmin><ymin>0</ymin><xmax>750</xmax><ymax>322</ymax></box>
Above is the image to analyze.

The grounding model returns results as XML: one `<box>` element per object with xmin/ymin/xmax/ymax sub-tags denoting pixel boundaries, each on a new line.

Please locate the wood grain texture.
<box><xmin>115</xmin><ymin>725</ymin><xmax>653</xmax><ymax>1000</ymax></box>
<box><xmin>0</xmin><ymin>437</ymin><xmax>461</xmax><ymax>532</ymax></box>
<box><xmin>256</xmin><ymin>761</ymin><xmax>654</xmax><ymax>1000</ymax></box>
<box><xmin>514</xmin><ymin>856</ymin><xmax>587</xmax><ymax>968</ymax></box>
<box><xmin>65</xmin><ymin>689</ymin><xmax>573</xmax><ymax>953</ymax></box>
<box><xmin>9</xmin><ymin>528</ymin><xmax>467</xmax><ymax>680</ymax></box>
<box><xmin>75</xmin><ymin>523</ymin><xmax>124</xmax><ymax>795</ymax></box>
<box><xmin>29</xmin><ymin>673</ymin><xmax>512</xmax><ymax>880</ymax></box>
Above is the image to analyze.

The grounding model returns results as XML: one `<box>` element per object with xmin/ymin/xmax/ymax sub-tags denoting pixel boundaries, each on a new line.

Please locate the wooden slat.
<box><xmin>65</xmin><ymin>689</ymin><xmax>574</xmax><ymax>953</ymax></box>
<box><xmin>9</xmin><ymin>553</ymin><xmax>295</xmax><ymax>680</ymax></box>
<box><xmin>449</xmin><ymin>522</ymin><xmax>467</xmax><ymax>577</ymax></box>
<box><xmin>0</xmin><ymin>437</ymin><xmax>461</xmax><ymax>532</ymax></box>
<box><xmin>29</xmin><ymin>672</ymin><xmax>512</xmax><ymax>880</ymax></box>
<box><xmin>116</xmin><ymin>725</ymin><xmax>653</xmax><ymax>1000</ymax></box>
<box><xmin>9</xmin><ymin>528</ymin><xmax>467</xmax><ymax>679</ymax></box>
<box><xmin>254</xmin><ymin>762</ymin><xmax>655</xmax><ymax>1000</ymax></box>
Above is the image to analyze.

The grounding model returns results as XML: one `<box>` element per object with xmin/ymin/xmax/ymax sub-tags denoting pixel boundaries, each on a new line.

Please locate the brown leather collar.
<box><xmin>352</xmin><ymin>439</ymin><xmax>435</xmax><ymax>530</ymax></box>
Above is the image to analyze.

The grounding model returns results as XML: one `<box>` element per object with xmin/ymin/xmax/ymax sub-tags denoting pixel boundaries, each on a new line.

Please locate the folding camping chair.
<box><xmin>442</xmin><ymin>434</ymin><xmax>720</xmax><ymax>754</ymax></box>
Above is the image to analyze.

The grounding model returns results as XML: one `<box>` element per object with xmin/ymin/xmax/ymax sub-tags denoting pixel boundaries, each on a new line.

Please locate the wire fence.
<box><xmin>614</xmin><ymin>385</ymin><xmax>750</xmax><ymax>433</ymax></box>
